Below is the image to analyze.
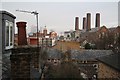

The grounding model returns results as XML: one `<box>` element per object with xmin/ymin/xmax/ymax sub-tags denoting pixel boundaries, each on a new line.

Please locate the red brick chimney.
<box><xmin>75</xmin><ymin>17</ymin><xmax>79</xmax><ymax>31</ymax></box>
<box><xmin>83</xmin><ymin>17</ymin><xmax>86</xmax><ymax>30</ymax></box>
<box><xmin>16</xmin><ymin>21</ymin><xmax>27</xmax><ymax>45</ymax></box>
<box><xmin>86</xmin><ymin>13</ymin><xmax>91</xmax><ymax>31</ymax></box>
<box><xmin>95</xmin><ymin>13</ymin><xmax>100</xmax><ymax>28</ymax></box>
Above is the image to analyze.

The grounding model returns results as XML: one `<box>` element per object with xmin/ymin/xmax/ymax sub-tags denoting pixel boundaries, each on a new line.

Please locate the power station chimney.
<box><xmin>75</xmin><ymin>17</ymin><xmax>79</xmax><ymax>30</ymax></box>
<box><xmin>16</xmin><ymin>21</ymin><xmax>27</xmax><ymax>45</ymax></box>
<box><xmin>83</xmin><ymin>17</ymin><xmax>86</xmax><ymax>30</ymax></box>
<box><xmin>95</xmin><ymin>13</ymin><xmax>100</xmax><ymax>28</ymax></box>
<box><xmin>86</xmin><ymin>13</ymin><xmax>91</xmax><ymax>31</ymax></box>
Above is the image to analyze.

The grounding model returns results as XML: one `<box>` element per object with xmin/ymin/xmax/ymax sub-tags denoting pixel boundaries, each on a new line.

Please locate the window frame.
<box><xmin>5</xmin><ymin>20</ymin><xmax>14</xmax><ymax>49</ymax></box>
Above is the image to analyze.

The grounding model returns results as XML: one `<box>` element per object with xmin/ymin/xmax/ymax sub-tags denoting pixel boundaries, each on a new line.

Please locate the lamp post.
<box><xmin>34</xmin><ymin>11</ymin><xmax>39</xmax><ymax>48</ymax></box>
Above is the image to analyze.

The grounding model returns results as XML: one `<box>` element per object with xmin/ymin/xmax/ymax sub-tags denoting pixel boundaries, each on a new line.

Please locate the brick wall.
<box><xmin>10</xmin><ymin>53</ymin><xmax>31</xmax><ymax>80</ymax></box>
<box><xmin>98</xmin><ymin>62</ymin><xmax>120</xmax><ymax>79</ymax></box>
<box><xmin>10</xmin><ymin>47</ymin><xmax>41</xmax><ymax>79</ymax></box>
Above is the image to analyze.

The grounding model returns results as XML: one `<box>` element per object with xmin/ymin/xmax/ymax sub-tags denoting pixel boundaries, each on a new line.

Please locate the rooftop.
<box><xmin>71</xmin><ymin>50</ymin><xmax>114</xmax><ymax>60</ymax></box>
<box><xmin>97</xmin><ymin>53</ymin><xmax>120</xmax><ymax>71</ymax></box>
<box><xmin>0</xmin><ymin>10</ymin><xmax>16</xmax><ymax>19</ymax></box>
<box><xmin>47</xmin><ymin>49</ymin><xmax>62</xmax><ymax>59</ymax></box>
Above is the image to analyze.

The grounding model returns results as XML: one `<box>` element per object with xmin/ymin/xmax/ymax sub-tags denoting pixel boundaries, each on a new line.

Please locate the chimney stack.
<box><xmin>75</xmin><ymin>17</ymin><xmax>79</xmax><ymax>30</ymax></box>
<box><xmin>83</xmin><ymin>17</ymin><xmax>86</xmax><ymax>30</ymax></box>
<box><xmin>16</xmin><ymin>21</ymin><xmax>27</xmax><ymax>45</ymax></box>
<box><xmin>95</xmin><ymin>13</ymin><xmax>100</xmax><ymax>28</ymax></box>
<box><xmin>86</xmin><ymin>13</ymin><xmax>91</xmax><ymax>31</ymax></box>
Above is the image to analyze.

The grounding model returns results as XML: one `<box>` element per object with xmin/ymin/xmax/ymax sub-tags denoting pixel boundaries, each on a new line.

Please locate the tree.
<box><xmin>95</xmin><ymin>32</ymin><xmax>115</xmax><ymax>50</ymax></box>
<box><xmin>45</xmin><ymin>62</ymin><xmax>83</xmax><ymax>79</ymax></box>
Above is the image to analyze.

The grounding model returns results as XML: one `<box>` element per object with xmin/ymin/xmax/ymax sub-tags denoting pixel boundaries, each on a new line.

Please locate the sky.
<box><xmin>1</xmin><ymin>1</ymin><xmax>119</xmax><ymax>35</ymax></box>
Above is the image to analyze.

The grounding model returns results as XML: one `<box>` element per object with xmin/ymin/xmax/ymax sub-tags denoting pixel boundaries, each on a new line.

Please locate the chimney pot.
<box><xmin>16</xmin><ymin>21</ymin><xmax>27</xmax><ymax>45</ymax></box>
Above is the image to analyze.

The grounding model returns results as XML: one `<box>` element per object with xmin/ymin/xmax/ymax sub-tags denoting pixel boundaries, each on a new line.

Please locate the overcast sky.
<box><xmin>1</xmin><ymin>1</ymin><xmax>119</xmax><ymax>34</ymax></box>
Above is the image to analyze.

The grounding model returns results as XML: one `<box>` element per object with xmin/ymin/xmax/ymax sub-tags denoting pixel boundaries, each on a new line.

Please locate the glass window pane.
<box><xmin>10</xmin><ymin>22</ymin><xmax>13</xmax><ymax>46</ymax></box>
<box><xmin>5</xmin><ymin>21</ymin><xmax>9</xmax><ymax>46</ymax></box>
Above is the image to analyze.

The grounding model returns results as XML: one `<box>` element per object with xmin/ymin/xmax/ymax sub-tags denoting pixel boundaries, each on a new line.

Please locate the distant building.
<box><xmin>70</xmin><ymin>50</ymin><xmax>114</xmax><ymax>79</ymax></box>
<box><xmin>64</xmin><ymin>30</ymin><xmax>80</xmax><ymax>42</ymax></box>
<box><xmin>97</xmin><ymin>53</ymin><xmax>120</xmax><ymax>79</ymax></box>
<box><xmin>27</xmin><ymin>26</ymin><xmax>57</xmax><ymax>47</ymax></box>
<box><xmin>64</xmin><ymin>31</ymin><xmax>72</xmax><ymax>41</ymax></box>
<box><xmin>0</xmin><ymin>10</ymin><xmax>16</xmax><ymax>79</ymax></box>
<box><xmin>80</xmin><ymin>26</ymin><xmax>108</xmax><ymax>43</ymax></box>
<box><xmin>79</xmin><ymin>25</ymin><xmax>120</xmax><ymax>51</ymax></box>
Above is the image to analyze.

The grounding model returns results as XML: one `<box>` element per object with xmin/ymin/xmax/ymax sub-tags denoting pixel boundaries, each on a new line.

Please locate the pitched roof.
<box><xmin>108</xmin><ymin>27</ymin><xmax>116</xmax><ymax>32</ymax></box>
<box><xmin>71</xmin><ymin>50</ymin><xmax>114</xmax><ymax>60</ymax></box>
<box><xmin>97</xmin><ymin>53</ymin><xmax>120</xmax><ymax>71</ymax></box>
<box><xmin>47</xmin><ymin>49</ymin><xmax>62</xmax><ymax>59</ymax></box>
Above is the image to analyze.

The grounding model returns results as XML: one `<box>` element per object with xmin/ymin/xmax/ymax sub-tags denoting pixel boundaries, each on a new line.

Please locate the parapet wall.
<box><xmin>10</xmin><ymin>47</ymin><xmax>41</xmax><ymax>80</ymax></box>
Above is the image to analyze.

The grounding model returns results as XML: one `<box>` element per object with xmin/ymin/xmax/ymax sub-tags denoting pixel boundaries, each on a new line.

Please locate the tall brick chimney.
<box><xmin>86</xmin><ymin>13</ymin><xmax>91</xmax><ymax>31</ymax></box>
<box><xmin>95</xmin><ymin>13</ymin><xmax>100</xmax><ymax>28</ymax></box>
<box><xmin>16</xmin><ymin>22</ymin><xmax>27</xmax><ymax>45</ymax></box>
<box><xmin>75</xmin><ymin>17</ymin><xmax>79</xmax><ymax>30</ymax></box>
<box><xmin>83</xmin><ymin>17</ymin><xmax>86</xmax><ymax>30</ymax></box>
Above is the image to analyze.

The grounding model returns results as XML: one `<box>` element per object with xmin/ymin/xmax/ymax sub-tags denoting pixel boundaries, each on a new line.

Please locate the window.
<box><xmin>5</xmin><ymin>20</ymin><xmax>14</xmax><ymax>49</ymax></box>
<box><xmin>10</xmin><ymin>22</ymin><xmax>13</xmax><ymax>46</ymax></box>
<box><xmin>5</xmin><ymin>21</ymin><xmax>9</xmax><ymax>46</ymax></box>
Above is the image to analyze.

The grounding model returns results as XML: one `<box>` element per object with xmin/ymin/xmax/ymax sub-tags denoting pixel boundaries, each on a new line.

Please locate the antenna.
<box><xmin>16</xmin><ymin>9</ymin><xmax>41</xmax><ymax>70</ymax></box>
<box><xmin>16</xmin><ymin>9</ymin><xmax>39</xmax><ymax>47</ymax></box>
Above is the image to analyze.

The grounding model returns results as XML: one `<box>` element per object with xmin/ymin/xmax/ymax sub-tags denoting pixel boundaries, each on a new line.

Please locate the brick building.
<box><xmin>11</xmin><ymin>21</ymin><xmax>41</xmax><ymax>79</ymax></box>
<box><xmin>14</xmin><ymin>26</ymin><xmax>58</xmax><ymax>47</ymax></box>
<box><xmin>80</xmin><ymin>26</ymin><xmax>108</xmax><ymax>43</ymax></box>
<box><xmin>80</xmin><ymin>26</ymin><xmax>120</xmax><ymax>50</ymax></box>
<box><xmin>97</xmin><ymin>53</ymin><xmax>120</xmax><ymax>79</ymax></box>
<box><xmin>70</xmin><ymin>50</ymin><xmax>114</xmax><ymax>79</ymax></box>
